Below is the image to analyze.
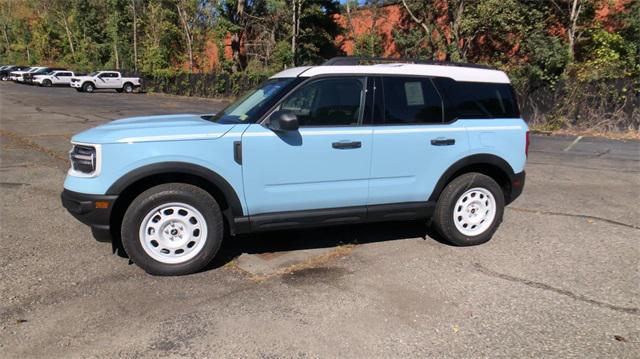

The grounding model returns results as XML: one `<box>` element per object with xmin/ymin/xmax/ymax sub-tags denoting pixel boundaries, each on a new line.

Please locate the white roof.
<box><xmin>271</xmin><ymin>64</ymin><xmax>510</xmax><ymax>84</ymax></box>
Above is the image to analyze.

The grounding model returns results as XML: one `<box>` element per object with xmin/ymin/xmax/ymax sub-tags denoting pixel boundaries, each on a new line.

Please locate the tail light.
<box><xmin>525</xmin><ymin>131</ymin><xmax>530</xmax><ymax>157</ymax></box>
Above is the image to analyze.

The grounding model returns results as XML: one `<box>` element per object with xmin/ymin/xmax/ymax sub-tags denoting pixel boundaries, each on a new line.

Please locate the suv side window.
<box><xmin>280</xmin><ymin>77</ymin><xmax>365</xmax><ymax>127</ymax></box>
<box><xmin>381</xmin><ymin>76</ymin><xmax>443</xmax><ymax>124</ymax></box>
<box><xmin>433</xmin><ymin>78</ymin><xmax>520</xmax><ymax>119</ymax></box>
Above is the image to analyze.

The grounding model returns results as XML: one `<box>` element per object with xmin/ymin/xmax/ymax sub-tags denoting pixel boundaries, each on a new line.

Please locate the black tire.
<box><xmin>123</xmin><ymin>82</ymin><xmax>134</xmax><ymax>93</ymax></box>
<box><xmin>82</xmin><ymin>82</ymin><xmax>94</xmax><ymax>93</ymax></box>
<box><xmin>121</xmin><ymin>183</ymin><xmax>224</xmax><ymax>276</ymax></box>
<box><xmin>42</xmin><ymin>79</ymin><xmax>52</xmax><ymax>87</ymax></box>
<box><xmin>432</xmin><ymin>172</ymin><xmax>505</xmax><ymax>246</ymax></box>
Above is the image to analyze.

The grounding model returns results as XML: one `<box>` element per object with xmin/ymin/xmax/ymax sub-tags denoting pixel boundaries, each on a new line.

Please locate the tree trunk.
<box><xmin>1</xmin><ymin>23</ymin><xmax>10</xmax><ymax>49</ymax></box>
<box><xmin>291</xmin><ymin>0</ymin><xmax>298</xmax><ymax>66</ymax></box>
<box><xmin>176</xmin><ymin>1</ymin><xmax>194</xmax><ymax>72</ymax></box>
<box><xmin>114</xmin><ymin>42</ymin><xmax>120</xmax><ymax>69</ymax></box>
<box><xmin>131</xmin><ymin>0</ymin><xmax>138</xmax><ymax>72</ymax></box>
<box><xmin>61</xmin><ymin>15</ymin><xmax>75</xmax><ymax>59</ymax></box>
<box><xmin>231</xmin><ymin>32</ymin><xmax>241</xmax><ymax>73</ymax></box>
<box><xmin>401</xmin><ymin>0</ymin><xmax>435</xmax><ymax>59</ymax></box>
<box><xmin>567</xmin><ymin>0</ymin><xmax>581</xmax><ymax>62</ymax></box>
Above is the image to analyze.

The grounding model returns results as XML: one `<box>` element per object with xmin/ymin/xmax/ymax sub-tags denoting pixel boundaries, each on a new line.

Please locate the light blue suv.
<box><xmin>62</xmin><ymin>58</ymin><xmax>528</xmax><ymax>275</ymax></box>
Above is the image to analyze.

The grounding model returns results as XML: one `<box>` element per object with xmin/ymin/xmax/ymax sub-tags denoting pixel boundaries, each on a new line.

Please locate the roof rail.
<box><xmin>321</xmin><ymin>56</ymin><xmax>494</xmax><ymax>70</ymax></box>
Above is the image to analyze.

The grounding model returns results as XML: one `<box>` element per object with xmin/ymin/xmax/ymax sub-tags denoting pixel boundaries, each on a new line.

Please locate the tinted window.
<box><xmin>211</xmin><ymin>78</ymin><xmax>299</xmax><ymax>124</ymax></box>
<box><xmin>58</xmin><ymin>72</ymin><xmax>72</xmax><ymax>77</ymax></box>
<box><xmin>434</xmin><ymin>78</ymin><xmax>520</xmax><ymax>119</ymax></box>
<box><xmin>280</xmin><ymin>77</ymin><xmax>364</xmax><ymax>127</ymax></box>
<box><xmin>381</xmin><ymin>77</ymin><xmax>443</xmax><ymax>124</ymax></box>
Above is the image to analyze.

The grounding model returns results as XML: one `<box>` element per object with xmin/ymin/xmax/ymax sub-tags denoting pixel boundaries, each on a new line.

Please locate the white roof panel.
<box><xmin>271</xmin><ymin>64</ymin><xmax>510</xmax><ymax>84</ymax></box>
<box><xmin>270</xmin><ymin>66</ymin><xmax>312</xmax><ymax>78</ymax></box>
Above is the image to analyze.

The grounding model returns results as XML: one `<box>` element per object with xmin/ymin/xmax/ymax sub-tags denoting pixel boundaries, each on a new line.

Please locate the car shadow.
<box><xmin>205</xmin><ymin>220</ymin><xmax>452</xmax><ymax>271</ymax></box>
<box><xmin>110</xmin><ymin>220</ymin><xmax>452</xmax><ymax>272</ymax></box>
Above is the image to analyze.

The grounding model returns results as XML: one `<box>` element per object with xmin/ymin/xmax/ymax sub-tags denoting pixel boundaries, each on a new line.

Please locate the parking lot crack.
<box><xmin>509</xmin><ymin>207</ymin><xmax>639</xmax><ymax>230</ymax></box>
<box><xmin>474</xmin><ymin>263</ymin><xmax>639</xmax><ymax>316</ymax></box>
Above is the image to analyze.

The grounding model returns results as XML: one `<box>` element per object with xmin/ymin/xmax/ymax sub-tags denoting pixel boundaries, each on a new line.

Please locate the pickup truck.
<box><xmin>10</xmin><ymin>66</ymin><xmax>46</xmax><ymax>82</ymax></box>
<box><xmin>33</xmin><ymin>70</ymin><xmax>75</xmax><ymax>87</ymax></box>
<box><xmin>70</xmin><ymin>71</ymin><xmax>141</xmax><ymax>93</ymax></box>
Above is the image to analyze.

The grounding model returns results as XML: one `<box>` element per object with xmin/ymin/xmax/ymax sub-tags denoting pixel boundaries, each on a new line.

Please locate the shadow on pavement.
<box><xmin>206</xmin><ymin>220</ymin><xmax>449</xmax><ymax>271</ymax></box>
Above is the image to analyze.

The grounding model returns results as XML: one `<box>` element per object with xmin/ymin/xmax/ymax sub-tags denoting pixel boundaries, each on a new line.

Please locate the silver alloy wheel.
<box><xmin>453</xmin><ymin>187</ymin><xmax>496</xmax><ymax>236</ymax></box>
<box><xmin>84</xmin><ymin>83</ymin><xmax>94</xmax><ymax>92</ymax></box>
<box><xmin>139</xmin><ymin>202</ymin><xmax>208</xmax><ymax>264</ymax></box>
<box><xmin>124</xmin><ymin>84</ymin><xmax>133</xmax><ymax>93</ymax></box>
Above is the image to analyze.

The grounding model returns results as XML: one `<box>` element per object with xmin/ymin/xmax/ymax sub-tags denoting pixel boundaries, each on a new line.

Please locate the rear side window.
<box><xmin>381</xmin><ymin>77</ymin><xmax>443</xmax><ymax>124</ymax></box>
<box><xmin>434</xmin><ymin>78</ymin><xmax>520</xmax><ymax>119</ymax></box>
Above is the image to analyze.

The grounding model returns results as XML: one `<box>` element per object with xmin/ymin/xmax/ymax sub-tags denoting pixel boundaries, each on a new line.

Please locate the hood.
<box><xmin>72</xmin><ymin>114</ymin><xmax>235</xmax><ymax>144</ymax></box>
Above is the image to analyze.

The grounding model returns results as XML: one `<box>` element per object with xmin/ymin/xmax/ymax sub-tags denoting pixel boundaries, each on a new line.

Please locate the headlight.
<box><xmin>68</xmin><ymin>143</ymin><xmax>101</xmax><ymax>177</ymax></box>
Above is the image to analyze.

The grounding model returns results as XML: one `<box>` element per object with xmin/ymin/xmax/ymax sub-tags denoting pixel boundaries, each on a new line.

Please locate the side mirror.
<box><xmin>268</xmin><ymin>110</ymin><xmax>299</xmax><ymax>132</ymax></box>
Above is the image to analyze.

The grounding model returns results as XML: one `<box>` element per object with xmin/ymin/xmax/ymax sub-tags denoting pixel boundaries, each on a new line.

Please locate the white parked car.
<box><xmin>70</xmin><ymin>71</ymin><xmax>141</xmax><ymax>93</ymax></box>
<box><xmin>11</xmin><ymin>66</ymin><xmax>46</xmax><ymax>82</ymax></box>
<box><xmin>33</xmin><ymin>70</ymin><xmax>75</xmax><ymax>87</ymax></box>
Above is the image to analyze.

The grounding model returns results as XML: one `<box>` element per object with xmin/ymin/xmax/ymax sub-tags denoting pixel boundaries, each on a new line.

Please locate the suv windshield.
<box><xmin>208</xmin><ymin>78</ymin><xmax>299</xmax><ymax>124</ymax></box>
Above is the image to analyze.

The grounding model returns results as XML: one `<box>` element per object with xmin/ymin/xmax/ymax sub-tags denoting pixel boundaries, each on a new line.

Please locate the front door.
<box><xmin>241</xmin><ymin>76</ymin><xmax>372</xmax><ymax>216</ymax></box>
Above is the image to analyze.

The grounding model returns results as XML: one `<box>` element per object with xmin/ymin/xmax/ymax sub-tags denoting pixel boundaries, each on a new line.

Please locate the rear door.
<box><xmin>367</xmin><ymin>76</ymin><xmax>469</xmax><ymax>206</ymax></box>
<box><xmin>241</xmin><ymin>76</ymin><xmax>373</xmax><ymax>216</ymax></box>
<box><xmin>110</xmin><ymin>73</ymin><xmax>123</xmax><ymax>88</ymax></box>
<box><xmin>53</xmin><ymin>72</ymin><xmax>72</xmax><ymax>85</ymax></box>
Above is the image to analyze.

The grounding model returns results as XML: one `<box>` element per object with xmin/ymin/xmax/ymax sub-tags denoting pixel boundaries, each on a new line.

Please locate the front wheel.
<box><xmin>82</xmin><ymin>82</ymin><xmax>94</xmax><ymax>93</ymax></box>
<box><xmin>42</xmin><ymin>79</ymin><xmax>52</xmax><ymax>87</ymax></box>
<box><xmin>121</xmin><ymin>183</ymin><xmax>224</xmax><ymax>276</ymax></box>
<box><xmin>432</xmin><ymin>173</ymin><xmax>505</xmax><ymax>246</ymax></box>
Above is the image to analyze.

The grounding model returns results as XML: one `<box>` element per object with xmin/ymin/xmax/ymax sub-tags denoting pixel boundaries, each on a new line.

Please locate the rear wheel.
<box><xmin>123</xmin><ymin>82</ymin><xmax>134</xmax><ymax>93</ymax></box>
<box><xmin>121</xmin><ymin>183</ymin><xmax>224</xmax><ymax>276</ymax></box>
<box><xmin>432</xmin><ymin>173</ymin><xmax>505</xmax><ymax>246</ymax></box>
<box><xmin>82</xmin><ymin>82</ymin><xmax>94</xmax><ymax>93</ymax></box>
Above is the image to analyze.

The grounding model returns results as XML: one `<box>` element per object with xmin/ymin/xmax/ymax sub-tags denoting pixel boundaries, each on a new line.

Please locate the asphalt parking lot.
<box><xmin>1</xmin><ymin>82</ymin><xmax>639</xmax><ymax>357</ymax></box>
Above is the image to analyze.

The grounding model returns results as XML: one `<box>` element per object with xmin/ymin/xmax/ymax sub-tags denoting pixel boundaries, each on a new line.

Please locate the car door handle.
<box><xmin>430</xmin><ymin>138</ymin><xmax>455</xmax><ymax>146</ymax></box>
<box><xmin>332</xmin><ymin>141</ymin><xmax>361</xmax><ymax>149</ymax></box>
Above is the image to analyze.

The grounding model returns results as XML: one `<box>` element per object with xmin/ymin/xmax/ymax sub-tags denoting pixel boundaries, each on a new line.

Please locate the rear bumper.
<box><xmin>61</xmin><ymin>189</ymin><xmax>118</xmax><ymax>241</ymax></box>
<box><xmin>508</xmin><ymin>171</ymin><xmax>525</xmax><ymax>204</ymax></box>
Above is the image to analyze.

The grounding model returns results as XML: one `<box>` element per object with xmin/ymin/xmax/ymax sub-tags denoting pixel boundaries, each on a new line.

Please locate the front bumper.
<box><xmin>61</xmin><ymin>189</ymin><xmax>118</xmax><ymax>241</ymax></box>
<box><xmin>508</xmin><ymin>171</ymin><xmax>525</xmax><ymax>204</ymax></box>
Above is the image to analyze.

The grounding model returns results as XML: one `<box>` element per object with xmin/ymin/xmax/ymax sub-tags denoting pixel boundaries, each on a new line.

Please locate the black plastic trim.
<box><xmin>106</xmin><ymin>162</ymin><xmax>244</xmax><ymax>218</ymax></box>
<box><xmin>237</xmin><ymin>201</ymin><xmax>434</xmax><ymax>234</ymax></box>
<box><xmin>510</xmin><ymin>171</ymin><xmax>526</xmax><ymax>203</ymax></box>
<box><xmin>322</xmin><ymin>56</ymin><xmax>495</xmax><ymax>70</ymax></box>
<box><xmin>61</xmin><ymin>189</ymin><xmax>117</xmax><ymax>241</ymax></box>
<box><xmin>428</xmin><ymin>154</ymin><xmax>517</xmax><ymax>203</ymax></box>
<box><xmin>233</xmin><ymin>141</ymin><xmax>242</xmax><ymax>165</ymax></box>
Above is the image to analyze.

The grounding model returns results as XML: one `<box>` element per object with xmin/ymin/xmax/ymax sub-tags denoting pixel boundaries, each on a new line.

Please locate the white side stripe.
<box><xmin>121</xmin><ymin>125</ymin><xmax>523</xmax><ymax>142</ymax></box>
<box><xmin>118</xmin><ymin>133</ymin><xmax>226</xmax><ymax>143</ymax></box>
